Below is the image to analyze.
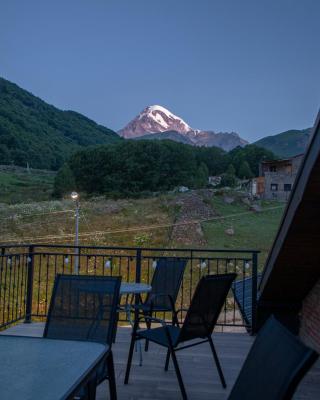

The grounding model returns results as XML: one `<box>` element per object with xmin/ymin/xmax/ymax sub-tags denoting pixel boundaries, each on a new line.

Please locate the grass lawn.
<box><xmin>0</xmin><ymin>167</ymin><xmax>55</xmax><ymax>204</ymax></box>
<box><xmin>202</xmin><ymin>194</ymin><xmax>285</xmax><ymax>269</ymax></box>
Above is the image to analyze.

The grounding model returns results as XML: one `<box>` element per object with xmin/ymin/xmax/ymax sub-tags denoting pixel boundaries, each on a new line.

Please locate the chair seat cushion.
<box><xmin>137</xmin><ymin>326</ymin><xmax>180</xmax><ymax>347</ymax></box>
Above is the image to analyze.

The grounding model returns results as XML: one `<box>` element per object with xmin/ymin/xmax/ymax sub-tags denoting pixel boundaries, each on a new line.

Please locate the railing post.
<box><xmin>24</xmin><ymin>245</ymin><xmax>34</xmax><ymax>323</ymax></box>
<box><xmin>135</xmin><ymin>248</ymin><xmax>142</xmax><ymax>284</ymax></box>
<box><xmin>134</xmin><ymin>248</ymin><xmax>142</xmax><ymax>326</ymax></box>
<box><xmin>251</xmin><ymin>252</ymin><xmax>258</xmax><ymax>335</ymax></box>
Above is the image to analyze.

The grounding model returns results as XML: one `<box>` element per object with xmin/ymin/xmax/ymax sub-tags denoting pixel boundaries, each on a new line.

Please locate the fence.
<box><xmin>0</xmin><ymin>244</ymin><xmax>259</xmax><ymax>333</ymax></box>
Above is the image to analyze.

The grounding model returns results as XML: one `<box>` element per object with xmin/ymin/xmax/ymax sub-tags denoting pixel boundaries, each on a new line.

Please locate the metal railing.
<box><xmin>0</xmin><ymin>244</ymin><xmax>259</xmax><ymax>333</ymax></box>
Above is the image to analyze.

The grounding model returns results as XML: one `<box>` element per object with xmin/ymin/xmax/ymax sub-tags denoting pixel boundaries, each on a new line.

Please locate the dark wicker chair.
<box><xmin>228</xmin><ymin>315</ymin><xmax>318</xmax><ymax>400</ymax></box>
<box><xmin>125</xmin><ymin>273</ymin><xmax>237</xmax><ymax>400</ymax></box>
<box><xmin>132</xmin><ymin>257</ymin><xmax>187</xmax><ymax>351</ymax></box>
<box><xmin>44</xmin><ymin>274</ymin><xmax>121</xmax><ymax>400</ymax></box>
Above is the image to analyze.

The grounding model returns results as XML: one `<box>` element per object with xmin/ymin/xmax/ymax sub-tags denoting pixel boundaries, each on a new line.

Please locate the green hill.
<box><xmin>254</xmin><ymin>128</ymin><xmax>311</xmax><ymax>158</ymax></box>
<box><xmin>0</xmin><ymin>77</ymin><xmax>120</xmax><ymax>170</ymax></box>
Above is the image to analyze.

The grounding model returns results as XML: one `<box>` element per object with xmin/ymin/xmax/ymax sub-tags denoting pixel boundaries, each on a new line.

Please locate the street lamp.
<box><xmin>71</xmin><ymin>192</ymin><xmax>80</xmax><ymax>274</ymax></box>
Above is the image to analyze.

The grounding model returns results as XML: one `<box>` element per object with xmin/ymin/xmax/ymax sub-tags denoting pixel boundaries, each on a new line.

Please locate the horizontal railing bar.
<box><xmin>0</xmin><ymin>254</ymin><xmax>30</xmax><ymax>257</ymax></box>
<box><xmin>0</xmin><ymin>253</ymin><xmax>255</xmax><ymax>262</ymax></box>
<box><xmin>0</xmin><ymin>316</ymin><xmax>26</xmax><ymax>329</ymax></box>
<box><xmin>0</xmin><ymin>243</ymin><xmax>261</xmax><ymax>253</ymax></box>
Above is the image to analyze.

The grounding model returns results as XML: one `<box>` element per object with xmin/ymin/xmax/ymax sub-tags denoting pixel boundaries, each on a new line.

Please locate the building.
<box><xmin>208</xmin><ymin>175</ymin><xmax>222</xmax><ymax>187</ymax></box>
<box><xmin>259</xmin><ymin>154</ymin><xmax>304</xmax><ymax>201</ymax></box>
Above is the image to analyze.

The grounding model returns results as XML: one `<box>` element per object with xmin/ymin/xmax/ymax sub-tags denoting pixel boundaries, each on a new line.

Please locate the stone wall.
<box><xmin>263</xmin><ymin>172</ymin><xmax>295</xmax><ymax>201</ymax></box>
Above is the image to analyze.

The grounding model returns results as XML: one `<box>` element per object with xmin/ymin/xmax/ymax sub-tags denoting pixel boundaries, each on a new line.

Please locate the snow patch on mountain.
<box><xmin>118</xmin><ymin>105</ymin><xmax>248</xmax><ymax>151</ymax></box>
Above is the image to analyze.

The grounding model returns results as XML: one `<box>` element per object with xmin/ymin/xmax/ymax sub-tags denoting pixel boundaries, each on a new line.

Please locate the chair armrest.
<box><xmin>148</xmin><ymin>293</ymin><xmax>176</xmax><ymax>311</ymax></box>
<box><xmin>138</xmin><ymin>315</ymin><xmax>168</xmax><ymax>328</ymax></box>
<box><xmin>148</xmin><ymin>293</ymin><xmax>173</xmax><ymax>301</ymax></box>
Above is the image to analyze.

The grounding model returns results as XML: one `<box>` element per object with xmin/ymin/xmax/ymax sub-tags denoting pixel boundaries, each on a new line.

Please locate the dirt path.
<box><xmin>170</xmin><ymin>190</ymin><xmax>216</xmax><ymax>245</ymax></box>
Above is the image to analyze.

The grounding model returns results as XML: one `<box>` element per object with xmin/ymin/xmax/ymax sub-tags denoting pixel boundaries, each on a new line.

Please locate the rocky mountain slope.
<box><xmin>118</xmin><ymin>105</ymin><xmax>248</xmax><ymax>151</ymax></box>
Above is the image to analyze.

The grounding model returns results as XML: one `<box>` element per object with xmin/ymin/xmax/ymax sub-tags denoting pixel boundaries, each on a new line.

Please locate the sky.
<box><xmin>1</xmin><ymin>0</ymin><xmax>319</xmax><ymax>142</ymax></box>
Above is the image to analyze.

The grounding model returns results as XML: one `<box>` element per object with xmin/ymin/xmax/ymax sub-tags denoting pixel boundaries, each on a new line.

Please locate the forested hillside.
<box><xmin>0</xmin><ymin>77</ymin><xmax>120</xmax><ymax>170</ymax></box>
<box><xmin>54</xmin><ymin>140</ymin><xmax>275</xmax><ymax>197</ymax></box>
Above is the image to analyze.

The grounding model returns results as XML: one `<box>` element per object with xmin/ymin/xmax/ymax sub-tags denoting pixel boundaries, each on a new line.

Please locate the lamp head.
<box><xmin>71</xmin><ymin>191</ymin><xmax>79</xmax><ymax>201</ymax></box>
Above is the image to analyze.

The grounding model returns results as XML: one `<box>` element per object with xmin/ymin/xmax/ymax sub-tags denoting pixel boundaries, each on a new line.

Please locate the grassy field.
<box><xmin>0</xmin><ymin>167</ymin><xmax>285</xmax><ymax>268</ymax></box>
<box><xmin>0</xmin><ymin>166</ymin><xmax>55</xmax><ymax>204</ymax></box>
<box><xmin>202</xmin><ymin>194</ymin><xmax>285</xmax><ymax>269</ymax></box>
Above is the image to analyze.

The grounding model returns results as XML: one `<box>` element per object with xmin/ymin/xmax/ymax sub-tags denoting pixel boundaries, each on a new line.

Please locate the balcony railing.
<box><xmin>0</xmin><ymin>244</ymin><xmax>259</xmax><ymax>333</ymax></box>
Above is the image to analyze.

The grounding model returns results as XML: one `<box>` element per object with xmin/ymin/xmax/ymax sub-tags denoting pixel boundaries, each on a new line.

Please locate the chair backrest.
<box><xmin>145</xmin><ymin>257</ymin><xmax>187</xmax><ymax>309</ymax></box>
<box><xmin>228</xmin><ymin>316</ymin><xmax>318</xmax><ymax>400</ymax></box>
<box><xmin>178</xmin><ymin>273</ymin><xmax>236</xmax><ymax>342</ymax></box>
<box><xmin>231</xmin><ymin>274</ymin><xmax>262</xmax><ymax>331</ymax></box>
<box><xmin>44</xmin><ymin>274</ymin><xmax>121</xmax><ymax>345</ymax></box>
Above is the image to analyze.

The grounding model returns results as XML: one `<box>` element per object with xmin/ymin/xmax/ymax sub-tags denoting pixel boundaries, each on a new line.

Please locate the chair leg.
<box><xmin>124</xmin><ymin>327</ymin><xmax>137</xmax><ymax>384</ymax></box>
<box><xmin>112</xmin><ymin>311</ymin><xmax>119</xmax><ymax>343</ymax></box>
<box><xmin>107</xmin><ymin>351</ymin><xmax>117</xmax><ymax>400</ymax></box>
<box><xmin>144</xmin><ymin>312</ymin><xmax>151</xmax><ymax>352</ymax></box>
<box><xmin>164</xmin><ymin>348</ymin><xmax>170</xmax><ymax>371</ymax></box>
<box><xmin>169</xmin><ymin>347</ymin><xmax>188</xmax><ymax>400</ymax></box>
<box><xmin>172</xmin><ymin>311</ymin><xmax>179</xmax><ymax>327</ymax></box>
<box><xmin>208</xmin><ymin>336</ymin><xmax>226</xmax><ymax>388</ymax></box>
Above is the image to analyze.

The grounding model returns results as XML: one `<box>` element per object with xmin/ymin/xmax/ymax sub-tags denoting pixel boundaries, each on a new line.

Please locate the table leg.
<box><xmin>124</xmin><ymin>294</ymin><xmax>143</xmax><ymax>366</ymax></box>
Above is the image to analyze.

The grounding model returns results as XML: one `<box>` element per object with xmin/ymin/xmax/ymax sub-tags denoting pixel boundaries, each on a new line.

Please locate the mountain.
<box><xmin>118</xmin><ymin>105</ymin><xmax>192</xmax><ymax>138</ymax></box>
<box><xmin>0</xmin><ymin>77</ymin><xmax>120</xmax><ymax>170</ymax></box>
<box><xmin>186</xmin><ymin>130</ymin><xmax>248</xmax><ymax>151</ymax></box>
<box><xmin>133</xmin><ymin>130</ymin><xmax>194</xmax><ymax>145</ymax></box>
<box><xmin>254</xmin><ymin>128</ymin><xmax>312</xmax><ymax>158</ymax></box>
<box><xmin>118</xmin><ymin>105</ymin><xmax>248</xmax><ymax>151</ymax></box>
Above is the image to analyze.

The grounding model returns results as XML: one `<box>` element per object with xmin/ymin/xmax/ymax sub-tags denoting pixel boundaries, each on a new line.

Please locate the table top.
<box><xmin>120</xmin><ymin>282</ymin><xmax>152</xmax><ymax>295</ymax></box>
<box><xmin>0</xmin><ymin>335</ymin><xmax>108</xmax><ymax>400</ymax></box>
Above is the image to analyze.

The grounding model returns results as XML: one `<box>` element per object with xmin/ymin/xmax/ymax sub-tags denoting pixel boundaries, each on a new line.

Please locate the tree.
<box><xmin>226</xmin><ymin>164</ymin><xmax>236</xmax><ymax>176</ymax></box>
<box><xmin>194</xmin><ymin>162</ymin><xmax>209</xmax><ymax>188</ymax></box>
<box><xmin>53</xmin><ymin>163</ymin><xmax>76</xmax><ymax>197</ymax></box>
<box><xmin>220</xmin><ymin>163</ymin><xmax>237</xmax><ymax>187</ymax></box>
<box><xmin>0</xmin><ymin>144</ymin><xmax>11</xmax><ymax>164</ymax></box>
<box><xmin>238</xmin><ymin>161</ymin><xmax>254</xmax><ymax>179</ymax></box>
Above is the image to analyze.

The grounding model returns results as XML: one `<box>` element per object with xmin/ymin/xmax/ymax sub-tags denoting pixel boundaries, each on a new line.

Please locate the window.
<box><xmin>270</xmin><ymin>183</ymin><xmax>278</xmax><ymax>191</ymax></box>
<box><xmin>284</xmin><ymin>184</ymin><xmax>292</xmax><ymax>192</ymax></box>
<box><xmin>270</xmin><ymin>165</ymin><xmax>277</xmax><ymax>172</ymax></box>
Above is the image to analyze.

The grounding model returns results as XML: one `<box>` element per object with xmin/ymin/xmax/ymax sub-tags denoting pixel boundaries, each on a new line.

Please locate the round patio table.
<box><xmin>119</xmin><ymin>282</ymin><xmax>152</xmax><ymax>366</ymax></box>
<box><xmin>120</xmin><ymin>282</ymin><xmax>152</xmax><ymax>296</ymax></box>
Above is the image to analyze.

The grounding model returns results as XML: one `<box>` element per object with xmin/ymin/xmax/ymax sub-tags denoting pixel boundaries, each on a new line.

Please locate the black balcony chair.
<box><xmin>228</xmin><ymin>315</ymin><xmax>318</xmax><ymax>400</ymax></box>
<box><xmin>44</xmin><ymin>274</ymin><xmax>121</xmax><ymax>400</ymax></box>
<box><xmin>231</xmin><ymin>274</ymin><xmax>262</xmax><ymax>333</ymax></box>
<box><xmin>131</xmin><ymin>257</ymin><xmax>187</xmax><ymax>351</ymax></box>
<box><xmin>124</xmin><ymin>273</ymin><xmax>237</xmax><ymax>400</ymax></box>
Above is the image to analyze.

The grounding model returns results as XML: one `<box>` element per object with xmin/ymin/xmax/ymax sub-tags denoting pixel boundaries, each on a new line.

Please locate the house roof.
<box><xmin>261</xmin><ymin>153</ymin><xmax>305</xmax><ymax>164</ymax></box>
<box><xmin>259</xmin><ymin>111</ymin><xmax>320</xmax><ymax>306</ymax></box>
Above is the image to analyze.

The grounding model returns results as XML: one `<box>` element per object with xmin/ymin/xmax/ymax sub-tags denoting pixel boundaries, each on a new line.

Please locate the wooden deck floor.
<box><xmin>2</xmin><ymin>323</ymin><xmax>319</xmax><ymax>399</ymax></box>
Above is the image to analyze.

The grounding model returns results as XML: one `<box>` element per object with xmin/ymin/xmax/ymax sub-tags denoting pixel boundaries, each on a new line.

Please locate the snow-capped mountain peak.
<box><xmin>118</xmin><ymin>105</ymin><xmax>248</xmax><ymax>151</ymax></box>
<box><xmin>118</xmin><ymin>105</ymin><xmax>192</xmax><ymax>138</ymax></box>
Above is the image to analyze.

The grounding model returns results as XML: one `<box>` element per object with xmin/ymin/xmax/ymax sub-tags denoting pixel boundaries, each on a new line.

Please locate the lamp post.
<box><xmin>71</xmin><ymin>191</ymin><xmax>80</xmax><ymax>274</ymax></box>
